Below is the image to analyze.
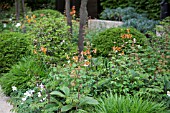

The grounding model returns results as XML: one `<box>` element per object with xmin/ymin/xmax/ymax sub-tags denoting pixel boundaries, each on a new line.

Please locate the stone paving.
<box><xmin>0</xmin><ymin>86</ymin><xmax>13</xmax><ymax>113</ymax></box>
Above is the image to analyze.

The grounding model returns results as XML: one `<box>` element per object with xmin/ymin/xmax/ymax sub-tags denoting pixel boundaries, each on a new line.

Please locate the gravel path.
<box><xmin>0</xmin><ymin>86</ymin><xmax>14</xmax><ymax>113</ymax></box>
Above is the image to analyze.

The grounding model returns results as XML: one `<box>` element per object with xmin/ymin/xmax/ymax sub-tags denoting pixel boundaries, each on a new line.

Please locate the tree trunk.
<box><xmin>21</xmin><ymin>0</ymin><xmax>26</xmax><ymax>17</ymax></box>
<box><xmin>78</xmin><ymin>0</ymin><xmax>88</xmax><ymax>54</ymax></box>
<box><xmin>65</xmin><ymin>0</ymin><xmax>72</xmax><ymax>34</ymax></box>
<box><xmin>15</xmin><ymin>0</ymin><xmax>20</xmax><ymax>21</ymax></box>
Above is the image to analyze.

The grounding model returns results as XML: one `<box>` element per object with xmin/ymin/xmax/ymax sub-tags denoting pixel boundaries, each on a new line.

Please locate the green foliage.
<box><xmin>50</xmin><ymin>86</ymin><xmax>98</xmax><ymax>112</ymax></box>
<box><xmin>0</xmin><ymin>56</ymin><xmax>48</xmax><ymax>95</ymax></box>
<box><xmin>0</xmin><ymin>32</ymin><xmax>32</xmax><ymax>75</ymax></box>
<box><xmin>31</xmin><ymin>9</ymin><xmax>64</xmax><ymax>18</ymax></box>
<box><xmin>92</xmin><ymin>27</ymin><xmax>147</xmax><ymax>56</ymax></box>
<box><xmin>100</xmin><ymin>0</ymin><xmax>163</xmax><ymax>19</ymax></box>
<box><xmin>94</xmin><ymin>93</ymin><xmax>167</xmax><ymax>113</ymax></box>
<box><xmin>26</xmin><ymin>11</ymin><xmax>76</xmax><ymax>64</ymax></box>
<box><xmin>100</xmin><ymin>7</ymin><xmax>159</xmax><ymax>33</ymax></box>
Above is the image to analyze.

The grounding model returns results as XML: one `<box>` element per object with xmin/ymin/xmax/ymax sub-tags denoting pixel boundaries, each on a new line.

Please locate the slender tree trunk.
<box><xmin>21</xmin><ymin>0</ymin><xmax>26</xmax><ymax>17</ymax></box>
<box><xmin>15</xmin><ymin>0</ymin><xmax>20</xmax><ymax>21</ymax></box>
<box><xmin>78</xmin><ymin>0</ymin><xmax>88</xmax><ymax>54</ymax></box>
<box><xmin>65</xmin><ymin>0</ymin><xmax>72</xmax><ymax>34</ymax></box>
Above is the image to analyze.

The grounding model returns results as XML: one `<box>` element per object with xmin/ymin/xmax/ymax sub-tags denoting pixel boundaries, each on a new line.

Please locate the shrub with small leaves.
<box><xmin>0</xmin><ymin>32</ymin><xmax>32</xmax><ymax>75</ymax></box>
<box><xmin>92</xmin><ymin>27</ymin><xmax>147</xmax><ymax>56</ymax></box>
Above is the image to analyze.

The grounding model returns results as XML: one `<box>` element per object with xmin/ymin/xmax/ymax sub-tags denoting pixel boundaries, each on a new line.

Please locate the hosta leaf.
<box><xmin>61</xmin><ymin>105</ymin><xmax>73</xmax><ymax>112</ymax></box>
<box><xmin>79</xmin><ymin>96</ymin><xmax>99</xmax><ymax>106</ymax></box>
<box><xmin>50</xmin><ymin>91</ymin><xmax>65</xmax><ymax>98</ymax></box>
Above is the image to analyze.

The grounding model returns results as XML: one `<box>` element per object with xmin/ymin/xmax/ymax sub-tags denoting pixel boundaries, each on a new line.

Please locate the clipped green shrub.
<box><xmin>31</xmin><ymin>9</ymin><xmax>64</xmax><ymax>18</ymax></box>
<box><xmin>92</xmin><ymin>27</ymin><xmax>147</xmax><ymax>56</ymax></box>
<box><xmin>94</xmin><ymin>93</ymin><xmax>167</xmax><ymax>113</ymax></box>
<box><xmin>0</xmin><ymin>56</ymin><xmax>48</xmax><ymax>95</ymax></box>
<box><xmin>0</xmin><ymin>32</ymin><xmax>32</xmax><ymax>75</ymax></box>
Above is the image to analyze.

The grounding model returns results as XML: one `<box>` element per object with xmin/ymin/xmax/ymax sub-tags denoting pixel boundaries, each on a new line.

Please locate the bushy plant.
<box><xmin>25</xmin><ymin>11</ymin><xmax>76</xmax><ymax>65</ymax></box>
<box><xmin>100</xmin><ymin>0</ymin><xmax>162</xmax><ymax>19</ymax></box>
<box><xmin>31</xmin><ymin>9</ymin><xmax>64</xmax><ymax>18</ymax></box>
<box><xmin>94</xmin><ymin>93</ymin><xmax>167</xmax><ymax>113</ymax></box>
<box><xmin>100</xmin><ymin>7</ymin><xmax>159</xmax><ymax>33</ymax></box>
<box><xmin>0</xmin><ymin>56</ymin><xmax>48</xmax><ymax>96</ymax></box>
<box><xmin>0</xmin><ymin>32</ymin><xmax>32</xmax><ymax>75</ymax></box>
<box><xmin>92</xmin><ymin>27</ymin><xmax>147</xmax><ymax>56</ymax></box>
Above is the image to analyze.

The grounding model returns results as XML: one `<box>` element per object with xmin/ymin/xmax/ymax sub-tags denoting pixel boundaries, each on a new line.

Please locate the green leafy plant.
<box><xmin>0</xmin><ymin>32</ymin><xmax>32</xmax><ymax>75</ymax></box>
<box><xmin>100</xmin><ymin>0</ymin><xmax>162</xmax><ymax>19</ymax></box>
<box><xmin>94</xmin><ymin>93</ymin><xmax>167</xmax><ymax>113</ymax></box>
<box><xmin>0</xmin><ymin>56</ymin><xmax>48</xmax><ymax>95</ymax></box>
<box><xmin>92</xmin><ymin>27</ymin><xmax>147</xmax><ymax>56</ymax></box>
<box><xmin>50</xmin><ymin>86</ymin><xmax>98</xmax><ymax>112</ymax></box>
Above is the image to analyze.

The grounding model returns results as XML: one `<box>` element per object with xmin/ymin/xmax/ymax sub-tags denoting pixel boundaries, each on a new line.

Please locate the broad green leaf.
<box><xmin>79</xmin><ymin>96</ymin><xmax>99</xmax><ymax>106</ymax></box>
<box><xmin>50</xmin><ymin>91</ymin><xmax>65</xmax><ymax>98</ymax></box>
<box><xmin>61</xmin><ymin>105</ymin><xmax>73</xmax><ymax>112</ymax></box>
<box><xmin>60</xmin><ymin>86</ymin><xmax>70</xmax><ymax>96</ymax></box>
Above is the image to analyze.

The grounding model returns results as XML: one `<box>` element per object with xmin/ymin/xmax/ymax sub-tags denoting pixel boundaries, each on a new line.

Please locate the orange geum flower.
<box><xmin>86</xmin><ymin>49</ymin><xmax>90</xmax><ymax>55</ymax></box>
<box><xmin>93</xmin><ymin>48</ymin><xmax>97</xmax><ymax>54</ymax></box>
<box><xmin>84</xmin><ymin>60</ymin><xmax>90</xmax><ymax>67</ymax></box>
<box><xmin>41</xmin><ymin>47</ymin><xmax>47</xmax><ymax>54</ymax></box>
<box><xmin>73</xmin><ymin>56</ymin><xmax>78</xmax><ymax>62</ymax></box>
<box><xmin>27</xmin><ymin>19</ymin><xmax>31</xmax><ymax>23</ymax></box>
<box><xmin>87</xmin><ymin>55</ymin><xmax>92</xmax><ymax>59</ymax></box>
<box><xmin>32</xmin><ymin>15</ymin><xmax>36</xmax><ymax>18</ymax></box>
<box><xmin>26</xmin><ymin>15</ymin><xmax>29</xmax><ymax>19</ymax></box>
<box><xmin>33</xmin><ymin>49</ymin><xmax>37</xmax><ymax>54</ymax></box>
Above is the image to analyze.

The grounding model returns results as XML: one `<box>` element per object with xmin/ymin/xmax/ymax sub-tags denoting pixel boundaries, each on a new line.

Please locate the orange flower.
<box><xmin>26</xmin><ymin>15</ymin><xmax>29</xmax><ymax>19</ymax></box>
<box><xmin>40</xmin><ymin>14</ymin><xmax>44</xmax><ymax>17</ymax></box>
<box><xmin>112</xmin><ymin>46</ymin><xmax>121</xmax><ymax>52</ymax></box>
<box><xmin>86</xmin><ymin>49</ymin><xmax>90</xmax><ymax>55</ymax></box>
<box><xmin>87</xmin><ymin>55</ymin><xmax>92</xmax><ymax>59</ymax></box>
<box><xmin>27</xmin><ymin>19</ymin><xmax>31</xmax><ymax>23</ymax></box>
<box><xmin>32</xmin><ymin>15</ymin><xmax>36</xmax><ymax>18</ymax></box>
<box><xmin>121</xmin><ymin>51</ymin><xmax>124</xmax><ymax>55</ymax></box>
<box><xmin>73</xmin><ymin>56</ymin><xmax>78</xmax><ymax>62</ymax></box>
<box><xmin>41</xmin><ymin>47</ymin><xmax>47</xmax><ymax>54</ymax></box>
<box><xmin>84</xmin><ymin>60</ymin><xmax>90</xmax><ymax>66</ymax></box>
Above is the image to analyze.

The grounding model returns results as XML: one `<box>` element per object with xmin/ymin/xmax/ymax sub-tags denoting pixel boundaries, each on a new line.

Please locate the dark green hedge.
<box><xmin>100</xmin><ymin>0</ymin><xmax>170</xmax><ymax>20</ymax></box>
<box><xmin>0</xmin><ymin>32</ymin><xmax>32</xmax><ymax>75</ymax></box>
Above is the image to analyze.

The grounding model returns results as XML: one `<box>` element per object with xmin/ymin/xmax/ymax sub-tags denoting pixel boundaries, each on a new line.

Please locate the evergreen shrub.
<box><xmin>0</xmin><ymin>32</ymin><xmax>32</xmax><ymax>75</ymax></box>
<box><xmin>92</xmin><ymin>27</ymin><xmax>147</xmax><ymax>56</ymax></box>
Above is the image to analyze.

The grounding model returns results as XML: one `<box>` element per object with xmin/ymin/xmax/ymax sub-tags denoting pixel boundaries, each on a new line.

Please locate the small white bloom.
<box><xmin>38</xmin><ymin>92</ymin><xmax>42</xmax><ymax>97</ymax></box>
<box><xmin>9</xmin><ymin>18</ymin><xmax>12</xmax><ymax>21</ymax></box>
<box><xmin>24</xmin><ymin>91</ymin><xmax>32</xmax><ymax>97</ymax></box>
<box><xmin>167</xmin><ymin>91</ymin><xmax>170</xmax><ymax>97</ymax></box>
<box><xmin>67</xmin><ymin>60</ymin><xmax>70</xmax><ymax>64</ymax></box>
<box><xmin>133</xmin><ymin>38</ymin><xmax>136</xmax><ymax>43</ymax></box>
<box><xmin>22</xmin><ymin>97</ymin><xmax>27</xmax><ymax>101</ymax></box>
<box><xmin>12</xmin><ymin>86</ymin><xmax>17</xmax><ymax>91</ymax></box>
<box><xmin>15</xmin><ymin>23</ymin><xmax>21</xmax><ymax>27</ymax></box>
<box><xmin>3</xmin><ymin>23</ymin><xmax>7</xmax><ymax>28</ymax></box>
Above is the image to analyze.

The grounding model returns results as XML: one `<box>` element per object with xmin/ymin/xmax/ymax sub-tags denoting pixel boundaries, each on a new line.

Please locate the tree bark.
<box><xmin>78</xmin><ymin>0</ymin><xmax>88</xmax><ymax>54</ymax></box>
<box><xmin>65</xmin><ymin>0</ymin><xmax>72</xmax><ymax>34</ymax></box>
<box><xmin>15</xmin><ymin>0</ymin><xmax>20</xmax><ymax>21</ymax></box>
<box><xmin>21</xmin><ymin>0</ymin><xmax>26</xmax><ymax>17</ymax></box>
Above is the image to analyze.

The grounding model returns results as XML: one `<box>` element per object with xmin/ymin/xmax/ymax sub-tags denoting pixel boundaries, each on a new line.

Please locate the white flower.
<box><xmin>67</xmin><ymin>60</ymin><xmax>70</xmax><ymax>64</ymax></box>
<box><xmin>3</xmin><ymin>23</ymin><xmax>7</xmax><ymax>28</ymax></box>
<box><xmin>9</xmin><ymin>18</ymin><xmax>12</xmax><ymax>21</ymax></box>
<box><xmin>12</xmin><ymin>86</ymin><xmax>17</xmax><ymax>91</ymax></box>
<box><xmin>24</xmin><ymin>91</ymin><xmax>32</xmax><ymax>97</ymax></box>
<box><xmin>133</xmin><ymin>38</ymin><xmax>136</xmax><ymax>43</ymax></box>
<box><xmin>15</xmin><ymin>23</ymin><xmax>21</xmax><ymax>27</ymax></box>
<box><xmin>22</xmin><ymin>97</ymin><xmax>27</xmax><ymax>101</ymax></box>
<box><xmin>167</xmin><ymin>91</ymin><xmax>170</xmax><ymax>97</ymax></box>
<box><xmin>38</xmin><ymin>92</ymin><xmax>42</xmax><ymax>97</ymax></box>
<box><xmin>60</xmin><ymin>40</ymin><xmax>65</xmax><ymax>45</ymax></box>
